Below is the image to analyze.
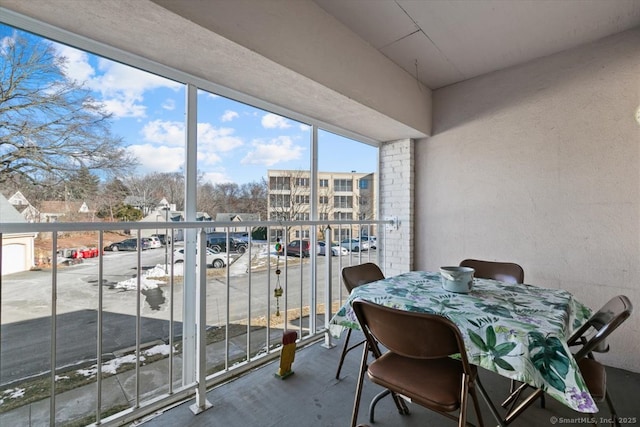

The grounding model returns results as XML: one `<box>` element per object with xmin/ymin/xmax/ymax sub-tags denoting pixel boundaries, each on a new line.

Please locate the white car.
<box><xmin>144</xmin><ymin>236</ymin><xmax>162</xmax><ymax>249</ymax></box>
<box><xmin>361</xmin><ymin>236</ymin><xmax>377</xmax><ymax>249</ymax></box>
<box><xmin>318</xmin><ymin>241</ymin><xmax>349</xmax><ymax>256</ymax></box>
<box><xmin>340</xmin><ymin>238</ymin><xmax>369</xmax><ymax>252</ymax></box>
<box><xmin>173</xmin><ymin>247</ymin><xmax>227</xmax><ymax>268</ymax></box>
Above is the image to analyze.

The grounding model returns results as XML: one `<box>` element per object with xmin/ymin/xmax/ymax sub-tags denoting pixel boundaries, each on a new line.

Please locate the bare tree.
<box><xmin>237</xmin><ymin>180</ymin><xmax>268</xmax><ymax>217</ymax></box>
<box><xmin>96</xmin><ymin>178</ymin><xmax>130</xmax><ymax>221</ymax></box>
<box><xmin>0</xmin><ymin>33</ymin><xmax>137</xmax><ymax>185</ymax></box>
<box><xmin>197</xmin><ymin>181</ymin><xmax>218</xmax><ymax>217</ymax></box>
<box><xmin>212</xmin><ymin>182</ymin><xmax>241</xmax><ymax>213</ymax></box>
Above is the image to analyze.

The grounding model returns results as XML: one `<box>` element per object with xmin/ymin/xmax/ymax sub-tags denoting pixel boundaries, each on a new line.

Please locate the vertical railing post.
<box><xmin>322</xmin><ymin>225</ymin><xmax>334</xmax><ymax>348</ymax></box>
<box><xmin>96</xmin><ymin>231</ymin><xmax>104</xmax><ymax>424</ymax></box>
<box><xmin>190</xmin><ymin>229</ymin><xmax>212</xmax><ymax>414</ymax></box>
<box><xmin>135</xmin><ymin>232</ymin><xmax>142</xmax><ymax>408</ymax></box>
<box><xmin>183</xmin><ymin>83</ymin><xmax>198</xmax><ymax>386</ymax></box>
<box><xmin>50</xmin><ymin>233</ymin><xmax>58</xmax><ymax>427</ymax></box>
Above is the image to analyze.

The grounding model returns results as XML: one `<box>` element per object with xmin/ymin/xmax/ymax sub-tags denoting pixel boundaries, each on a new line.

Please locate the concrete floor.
<box><xmin>137</xmin><ymin>330</ymin><xmax>640</xmax><ymax>427</ymax></box>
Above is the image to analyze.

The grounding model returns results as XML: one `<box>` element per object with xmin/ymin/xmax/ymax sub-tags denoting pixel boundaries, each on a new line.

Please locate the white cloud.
<box><xmin>127</xmin><ymin>144</ymin><xmax>184</xmax><ymax>173</ymax></box>
<box><xmin>197</xmin><ymin>123</ymin><xmax>244</xmax><ymax>154</ymax></box>
<box><xmin>261</xmin><ymin>113</ymin><xmax>291</xmax><ymax>129</ymax></box>
<box><xmin>299</xmin><ymin>123</ymin><xmax>311</xmax><ymax>132</ymax></box>
<box><xmin>241</xmin><ymin>136</ymin><xmax>304</xmax><ymax>166</ymax></box>
<box><xmin>141</xmin><ymin>120</ymin><xmax>185</xmax><ymax>146</ymax></box>
<box><xmin>162</xmin><ymin>99</ymin><xmax>176</xmax><ymax>111</ymax></box>
<box><xmin>52</xmin><ymin>43</ymin><xmax>181</xmax><ymax>118</ymax></box>
<box><xmin>201</xmin><ymin>171</ymin><xmax>233</xmax><ymax>185</ymax></box>
<box><xmin>221</xmin><ymin>110</ymin><xmax>239</xmax><ymax>122</ymax></box>
<box><xmin>54</xmin><ymin>44</ymin><xmax>95</xmax><ymax>83</ymax></box>
<box><xmin>135</xmin><ymin>120</ymin><xmax>243</xmax><ymax>171</ymax></box>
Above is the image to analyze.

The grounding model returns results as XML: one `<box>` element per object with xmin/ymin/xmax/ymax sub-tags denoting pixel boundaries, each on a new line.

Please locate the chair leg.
<box><xmin>350</xmin><ymin>344</ymin><xmax>369</xmax><ymax>427</ymax></box>
<box><xmin>604</xmin><ymin>391</ymin><xmax>620</xmax><ymax>427</ymax></box>
<box><xmin>336</xmin><ymin>329</ymin><xmax>353</xmax><ymax>379</ymax></box>
<box><xmin>459</xmin><ymin>377</ymin><xmax>469</xmax><ymax>427</ymax></box>
<box><xmin>469</xmin><ymin>386</ymin><xmax>485</xmax><ymax>427</ymax></box>
<box><xmin>369</xmin><ymin>389</ymin><xmax>390</xmax><ymax>423</ymax></box>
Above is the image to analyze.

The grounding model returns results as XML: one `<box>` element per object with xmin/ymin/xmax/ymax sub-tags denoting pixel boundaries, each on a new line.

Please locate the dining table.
<box><xmin>329</xmin><ymin>270</ymin><xmax>597</xmax><ymax>420</ymax></box>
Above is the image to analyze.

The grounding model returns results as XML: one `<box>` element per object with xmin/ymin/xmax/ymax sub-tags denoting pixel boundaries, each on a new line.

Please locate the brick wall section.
<box><xmin>379</xmin><ymin>138</ymin><xmax>414</xmax><ymax>276</ymax></box>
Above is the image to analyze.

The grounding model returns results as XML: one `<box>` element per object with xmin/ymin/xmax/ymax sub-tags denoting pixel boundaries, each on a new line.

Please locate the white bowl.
<box><xmin>440</xmin><ymin>266</ymin><xmax>475</xmax><ymax>293</ymax></box>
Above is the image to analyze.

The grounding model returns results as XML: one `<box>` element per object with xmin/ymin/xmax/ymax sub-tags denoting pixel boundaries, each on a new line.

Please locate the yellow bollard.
<box><xmin>275</xmin><ymin>330</ymin><xmax>297</xmax><ymax>379</ymax></box>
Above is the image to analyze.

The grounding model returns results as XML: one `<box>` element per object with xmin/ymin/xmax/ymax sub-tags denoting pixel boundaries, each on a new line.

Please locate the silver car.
<box><xmin>318</xmin><ymin>241</ymin><xmax>349</xmax><ymax>256</ymax></box>
<box><xmin>173</xmin><ymin>247</ymin><xmax>227</xmax><ymax>268</ymax></box>
<box><xmin>340</xmin><ymin>238</ymin><xmax>369</xmax><ymax>252</ymax></box>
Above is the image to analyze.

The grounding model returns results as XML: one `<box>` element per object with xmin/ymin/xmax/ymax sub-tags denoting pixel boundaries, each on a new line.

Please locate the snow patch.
<box><xmin>2</xmin><ymin>388</ymin><xmax>25</xmax><ymax>399</ymax></box>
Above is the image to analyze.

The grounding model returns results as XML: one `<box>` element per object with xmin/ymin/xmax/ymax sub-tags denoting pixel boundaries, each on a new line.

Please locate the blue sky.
<box><xmin>1</xmin><ymin>24</ymin><xmax>377</xmax><ymax>185</ymax></box>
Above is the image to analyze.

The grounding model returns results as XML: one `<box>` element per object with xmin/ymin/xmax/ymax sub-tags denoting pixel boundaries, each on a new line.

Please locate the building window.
<box><xmin>319</xmin><ymin>212</ymin><xmax>329</xmax><ymax>220</ymax></box>
<box><xmin>319</xmin><ymin>179</ymin><xmax>329</xmax><ymax>188</ymax></box>
<box><xmin>334</xmin><ymin>179</ymin><xmax>353</xmax><ymax>192</ymax></box>
<box><xmin>270</xmin><ymin>176</ymin><xmax>291</xmax><ymax>190</ymax></box>
<box><xmin>295</xmin><ymin>213</ymin><xmax>310</xmax><ymax>221</ymax></box>
<box><xmin>295</xmin><ymin>195</ymin><xmax>310</xmax><ymax>204</ymax></box>
<box><xmin>294</xmin><ymin>177</ymin><xmax>309</xmax><ymax>187</ymax></box>
<box><xmin>358</xmin><ymin>179</ymin><xmax>369</xmax><ymax>189</ymax></box>
<box><xmin>334</xmin><ymin>195</ymin><xmax>353</xmax><ymax>209</ymax></box>
<box><xmin>334</xmin><ymin>211</ymin><xmax>353</xmax><ymax>220</ymax></box>
<box><xmin>270</xmin><ymin>194</ymin><xmax>290</xmax><ymax>208</ymax></box>
<box><xmin>319</xmin><ymin>196</ymin><xmax>329</xmax><ymax>204</ymax></box>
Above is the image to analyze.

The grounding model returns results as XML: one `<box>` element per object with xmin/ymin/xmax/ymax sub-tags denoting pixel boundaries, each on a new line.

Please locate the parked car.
<box><xmin>340</xmin><ymin>238</ymin><xmax>369</xmax><ymax>252</ymax></box>
<box><xmin>318</xmin><ymin>241</ymin><xmax>348</xmax><ymax>256</ymax></box>
<box><xmin>286</xmin><ymin>239</ymin><xmax>310</xmax><ymax>257</ymax></box>
<box><xmin>78</xmin><ymin>247</ymin><xmax>100</xmax><ymax>258</ymax></box>
<box><xmin>173</xmin><ymin>247</ymin><xmax>226</xmax><ymax>268</ymax></box>
<box><xmin>360</xmin><ymin>235</ymin><xmax>377</xmax><ymax>249</ymax></box>
<box><xmin>143</xmin><ymin>236</ymin><xmax>162</xmax><ymax>249</ymax></box>
<box><xmin>103</xmin><ymin>238</ymin><xmax>148</xmax><ymax>252</ymax></box>
<box><xmin>151</xmin><ymin>233</ymin><xmax>171</xmax><ymax>245</ymax></box>
<box><xmin>206</xmin><ymin>235</ymin><xmax>248</xmax><ymax>254</ymax></box>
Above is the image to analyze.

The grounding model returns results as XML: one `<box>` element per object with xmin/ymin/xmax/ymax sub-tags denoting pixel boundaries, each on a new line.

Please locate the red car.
<box><xmin>78</xmin><ymin>247</ymin><xmax>99</xmax><ymax>258</ymax></box>
<box><xmin>286</xmin><ymin>239</ymin><xmax>310</xmax><ymax>257</ymax></box>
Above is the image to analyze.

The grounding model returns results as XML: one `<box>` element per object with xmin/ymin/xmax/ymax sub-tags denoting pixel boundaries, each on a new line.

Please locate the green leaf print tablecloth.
<box><xmin>329</xmin><ymin>271</ymin><xmax>596</xmax><ymax>413</ymax></box>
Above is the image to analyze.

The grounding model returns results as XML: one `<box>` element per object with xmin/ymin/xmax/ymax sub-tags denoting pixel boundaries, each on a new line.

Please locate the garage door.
<box><xmin>2</xmin><ymin>243</ymin><xmax>26</xmax><ymax>275</ymax></box>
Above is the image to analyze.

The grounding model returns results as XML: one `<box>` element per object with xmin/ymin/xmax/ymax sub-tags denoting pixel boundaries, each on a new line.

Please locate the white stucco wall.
<box><xmin>415</xmin><ymin>29</ymin><xmax>640</xmax><ymax>372</ymax></box>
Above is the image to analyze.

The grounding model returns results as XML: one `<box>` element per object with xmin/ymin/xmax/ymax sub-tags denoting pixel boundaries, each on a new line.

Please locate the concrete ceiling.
<box><xmin>2</xmin><ymin>0</ymin><xmax>640</xmax><ymax>141</ymax></box>
<box><xmin>314</xmin><ymin>0</ymin><xmax>640</xmax><ymax>89</ymax></box>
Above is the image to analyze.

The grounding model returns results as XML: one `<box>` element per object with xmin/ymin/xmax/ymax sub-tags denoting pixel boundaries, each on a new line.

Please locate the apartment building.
<box><xmin>267</xmin><ymin>169</ymin><xmax>376</xmax><ymax>242</ymax></box>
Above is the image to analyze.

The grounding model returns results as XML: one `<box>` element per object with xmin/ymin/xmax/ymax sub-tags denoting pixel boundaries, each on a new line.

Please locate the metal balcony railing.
<box><xmin>0</xmin><ymin>219</ymin><xmax>390</xmax><ymax>426</ymax></box>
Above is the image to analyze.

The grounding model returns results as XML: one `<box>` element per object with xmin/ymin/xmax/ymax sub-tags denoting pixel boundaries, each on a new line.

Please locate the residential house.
<box><xmin>136</xmin><ymin>208</ymin><xmax>212</xmax><ymax>240</ymax></box>
<box><xmin>7</xmin><ymin>191</ymin><xmax>40</xmax><ymax>223</ymax></box>
<box><xmin>38</xmin><ymin>200</ymin><xmax>94</xmax><ymax>223</ymax></box>
<box><xmin>0</xmin><ymin>193</ymin><xmax>36</xmax><ymax>275</ymax></box>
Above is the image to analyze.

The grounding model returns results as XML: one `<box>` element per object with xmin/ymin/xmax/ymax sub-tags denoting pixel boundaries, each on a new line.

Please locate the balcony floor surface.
<box><xmin>139</xmin><ymin>330</ymin><xmax>640</xmax><ymax>427</ymax></box>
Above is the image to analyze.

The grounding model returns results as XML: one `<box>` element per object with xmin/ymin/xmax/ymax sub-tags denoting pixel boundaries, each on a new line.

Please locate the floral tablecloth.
<box><xmin>329</xmin><ymin>271</ymin><xmax>596</xmax><ymax>413</ymax></box>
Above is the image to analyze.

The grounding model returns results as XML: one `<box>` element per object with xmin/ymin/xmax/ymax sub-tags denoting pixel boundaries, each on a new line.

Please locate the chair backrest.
<box><xmin>459</xmin><ymin>258</ymin><xmax>524</xmax><ymax>284</ymax></box>
<box><xmin>341</xmin><ymin>263</ymin><xmax>385</xmax><ymax>293</ymax></box>
<box><xmin>568</xmin><ymin>295</ymin><xmax>633</xmax><ymax>360</ymax></box>
<box><xmin>352</xmin><ymin>299</ymin><xmax>472</xmax><ymax>370</ymax></box>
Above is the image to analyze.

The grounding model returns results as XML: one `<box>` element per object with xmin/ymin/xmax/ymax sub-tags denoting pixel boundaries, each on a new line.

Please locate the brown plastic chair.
<box><xmin>502</xmin><ymin>295</ymin><xmax>633</xmax><ymax>426</ymax></box>
<box><xmin>459</xmin><ymin>259</ymin><xmax>524</xmax><ymax>284</ymax></box>
<box><xmin>350</xmin><ymin>300</ymin><xmax>486</xmax><ymax>427</ymax></box>
<box><xmin>460</xmin><ymin>258</ymin><xmax>525</xmax><ymax>398</ymax></box>
<box><xmin>335</xmin><ymin>263</ymin><xmax>385</xmax><ymax>380</ymax></box>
